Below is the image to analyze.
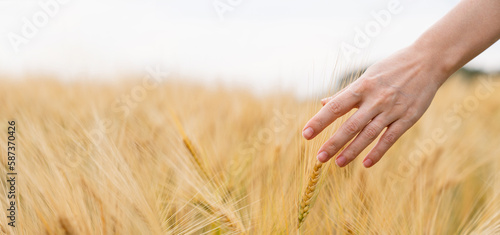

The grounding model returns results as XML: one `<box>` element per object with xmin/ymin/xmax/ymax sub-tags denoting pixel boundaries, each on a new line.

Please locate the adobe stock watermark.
<box><xmin>386</xmin><ymin>76</ymin><xmax>500</xmax><ymax>192</ymax></box>
<box><xmin>341</xmin><ymin>0</ymin><xmax>403</xmax><ymax>61</ymax></box>
<box><xmin>63</xmin><ymin>66</ymin><xmax>169</xmax><ymax>168</ymax></box>
<box><xmin>7</xmin><ymin>0</ymin><xmax>70</xmax><ymax>53</ymax></box>
<box><xmin>213</xmin><ymin>0</ymin><xmax>243</xmax><ymax>21</ymax></box>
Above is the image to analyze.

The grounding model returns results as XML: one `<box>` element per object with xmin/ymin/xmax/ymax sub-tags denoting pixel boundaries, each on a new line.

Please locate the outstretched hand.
<box><xmin>302</xmin><ymin>46</ymin><xmax>445</xmax><ymax>168</ymax></box>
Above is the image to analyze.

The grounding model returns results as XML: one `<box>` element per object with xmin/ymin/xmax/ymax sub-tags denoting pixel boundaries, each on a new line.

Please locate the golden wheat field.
<box><xmin>1</xmin><ymin>73</ymin><xmax>500</xmax><ymax>234</ymax></box>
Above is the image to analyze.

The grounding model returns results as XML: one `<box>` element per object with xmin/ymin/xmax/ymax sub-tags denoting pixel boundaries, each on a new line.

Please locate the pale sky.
<box><xmin>0</xmin><ymin>0</ymin><xmax>499</xmax><ymax>95</ymax></box>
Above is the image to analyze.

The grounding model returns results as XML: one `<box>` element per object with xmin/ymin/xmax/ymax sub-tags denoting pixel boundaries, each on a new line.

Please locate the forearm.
<box><xmin>412</xmin><ymin>0</ymin><xmax>500</xmax><ymax>84</ymax></box>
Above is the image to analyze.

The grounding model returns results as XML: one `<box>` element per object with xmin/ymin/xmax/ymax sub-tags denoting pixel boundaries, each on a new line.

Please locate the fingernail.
<box><xmin>317</xmin><ymin>151</ymin><xmax>328</xmax><ymax>162</ymax></box>
<box><xmin>363</xmin><ymin>159</ymin><xmax>373</xmax><ymax>168</ymax></box>
<box><xmin>302</xmin><ymin>127</ymin><xmax>313</xmax><ymax>139</ymax></box>
<box><xmin>321</xmin><ymin>98</ymin><xmax>328</xmax><ymax>103</ymax></box>
<box><xmin>336</xmin><ymin>156</ymin><xmax>346</xmax><ymax>167</ymax></box>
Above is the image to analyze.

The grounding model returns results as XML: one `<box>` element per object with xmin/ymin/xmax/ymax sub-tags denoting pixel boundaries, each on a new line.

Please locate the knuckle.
<box><xmin>372</xmin><ymin>98</ymin><xmax>385</xmax><ymax>108</ymax></box>
<box><xmin>326</xmin><ymin>143</ymin><xmax>337</xmax><ymax>154</ymax></box>
<box><xmin>358</xmin><ymin>77</ymin><xmax>369</xmax><ymax>87</ymax></box>
<box><xmin>311</xmin><ymin>117</ymin><xmax>324</xmax><ymax>129</ymax></box>
<box><xmin>326</xmin><ymin>100</ymin><xmax>342</xmax><ymax>115</ymax></box>
<box><xmin>342</xmin><ymin>150</ymin><xmax>354</xmax><ymax>159</ymax></box>
<box><xmin>358</xmin><ymin>76</ymin><xmax>377</xmax><ymax>90</ymax></box>
<box><xmin>382</xmin><ymin>132</ymin><xmax>397</xmax><ymax>145</ymax></box>
<box><xmin>363</xmin><ymin>126</ymin><xmax>379</xmax><ymax>140</ymax></box>
<box><xmin>405</xmin><ymin>108</ymin><xmax>421</xmax><ymax>123</ymax></box>
<box><xmin>350</xmin><ymin>82</ymin><xmax>365</xmax><ymax>96</ymax></box>
<box><xmin>343</xmin><ymin>120</ymin><xmax>359</xmax><ymax>135</ymax></box>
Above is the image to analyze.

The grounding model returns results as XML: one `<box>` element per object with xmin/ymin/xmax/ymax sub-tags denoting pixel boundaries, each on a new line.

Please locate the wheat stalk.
<box><xmin>168</xmin><ymin>107</ymin><xmax>211</xmax><ymax>180</ymax></box>
<box><xmin>298</xmin><ymin>160</ymin><xmax>324</xmax><ymax>228</ymax></box>
<box><xmin>168</xmin><ymin>107</ymin><xmax>245</xmax><ymax>232</ymax></box>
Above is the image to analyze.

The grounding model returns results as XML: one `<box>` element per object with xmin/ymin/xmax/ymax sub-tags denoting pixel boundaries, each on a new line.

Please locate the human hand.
<box><xmin>302</xmin><ymin>45</ymin><xmax>448</xmax><ymax>168</ymax></box>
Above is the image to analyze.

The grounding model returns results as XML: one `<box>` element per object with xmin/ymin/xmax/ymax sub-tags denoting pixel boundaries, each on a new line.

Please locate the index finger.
<box><xmin>302</xmin><ymin>89</ymin><xmax>360</xmax><ymax>140</ymax></box>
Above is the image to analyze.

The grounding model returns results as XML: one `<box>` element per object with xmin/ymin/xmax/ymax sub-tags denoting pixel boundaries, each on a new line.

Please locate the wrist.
<box><xmin>409</xmin><ymin>38</ymin><xmax>457</xmax><ymax>87</ymax></box>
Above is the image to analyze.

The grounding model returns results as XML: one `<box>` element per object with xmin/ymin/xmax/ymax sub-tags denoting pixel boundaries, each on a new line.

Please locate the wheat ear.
<box><xmin>298</xmin><ymin>161</ymin><xmax>324</xmax><ymax>228</ymax></box>
<box><xmin>168</xmin><ymin>108</ymin><xmax>243</xmax><ymax>231</ymax></box>
<box><xmin>168</xmin><ymin>107</ymin><xmax>211</xmax><ymax>180</ymax></box>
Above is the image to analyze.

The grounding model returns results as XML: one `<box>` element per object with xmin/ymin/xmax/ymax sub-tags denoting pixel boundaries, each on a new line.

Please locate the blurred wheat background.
<box><xmin>0</xmin><ymin>71</ymin><xmax>499</xmax><ymax>234</ymax></box>
<box><xmin>2</xmin><ymin>0</ymin><xmax>500</xmax><ymax>234</ymax></box>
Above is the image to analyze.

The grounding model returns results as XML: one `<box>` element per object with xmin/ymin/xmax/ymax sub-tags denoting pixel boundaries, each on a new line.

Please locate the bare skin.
<box><xmin>303</xmin><ymin>0</ymin><xmax>500</xmax><ymax>168</ymax></box>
